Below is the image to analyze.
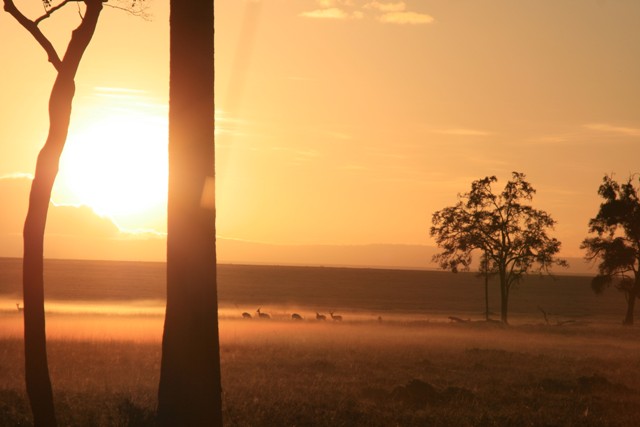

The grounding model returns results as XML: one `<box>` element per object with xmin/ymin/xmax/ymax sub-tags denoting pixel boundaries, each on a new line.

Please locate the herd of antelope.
<box><xmin>241</xmin><ymin>308</ymin><xmax>343</xmax><ymax>321</ymax></box>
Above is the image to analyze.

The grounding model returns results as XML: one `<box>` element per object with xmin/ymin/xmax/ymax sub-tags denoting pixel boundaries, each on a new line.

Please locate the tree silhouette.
<box><xmin>430</xmin><ymin>172</ymin><xmax>567</xmax><ymax>324</ymax></box>
<box><xmin>581</xmin><ymin>174</ymin><xmax>640</xmax><ymax>326</ymax></box>
<box><xmin>4</xmin><ymin>1</ymin><xmax>104</xmax><ymax>424</ymax></box>
<box><xmin>477</xmin><ymin>250</ymin><xmax>495</xmax><ymax>321</ymax></box>
<box><xmin>157</xmin><ymin>0</ymin><xmax>222</xmax><ymax>425</ymax></box>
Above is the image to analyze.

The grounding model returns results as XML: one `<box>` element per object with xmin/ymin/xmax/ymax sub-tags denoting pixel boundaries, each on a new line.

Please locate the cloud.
<box><xmin>300</xmin><ymin>8</ymin><xmax>362</xmax><ymax>20</ymax></box>
<box><xmin>584</xmin><ymin>123</ymin><xmax>640</xmax><ymax>137</ymax></box>
<box><xmin>378</xmin><ymin>11</ymin><xmax>435</xmax><ymax>25</ymax></box>
<box><xmin>0</xmin><ymin>176</ymin><xmax>165</xmax><ymax>261</ymax></box>
<box><xmin>527</xmin><ymin>135</ymin><xmax>572</xmax><ymax>145</ymax></box>
<box><xmin>325</xmin><ymin>131</ymin><xmax>353</xmax><ymax>140</ymax></box>
<box><xmin>432</xmin><ymin>128</ymin><xmax>493</xmax><ymax>137</ymax></box>
<box><xmin>269</xmin><ymin>146</ymin><xmax>322</xmax><ymax>163</ymax></box>
<box><xmin>0</xmin><ymin>172</ymin><xmax>33</xmax><ymax>180</ymax></box>
<box><xmin>317</xmin><ymin>0</ymin><xmax>355</xmax><ymax>6</ymax></box>
<box><xmin>363</xmin><ymin>1</ymin><xmax>407</xmax><ymax>12</ymax></box>
<box><xmin>46</xmin><ymin>204</ymin><xmax>121</xmax><ymax>239</ymax></box>
<box><xmin>94</xmin><ymin>86</ymin><xmax>146</xmax><ymax>95</ymax></box>
<box><xmin>340</xmin><ymin>164</ymin><xmax>369</xmax><ymax>171</ymax></box>
<box><xmin>300</xmin><ymin>0</ymin><xmax>433</xmax><ymax>24</ymax></box>
<box><xmin>300</xmin><ymin>8</ymin><xmax>344</xmax><ymax>19</ymax></box>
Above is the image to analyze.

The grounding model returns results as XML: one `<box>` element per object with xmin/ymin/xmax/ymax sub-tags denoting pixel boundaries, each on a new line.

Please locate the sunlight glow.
<box><xmin>57</xmin><ymin>109</ymin><xmax>168</xmax><ymax>228</ymax></box>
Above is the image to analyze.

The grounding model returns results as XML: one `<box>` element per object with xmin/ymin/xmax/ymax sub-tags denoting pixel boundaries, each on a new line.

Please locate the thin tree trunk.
<box><xmin>483</xmin><ymin>253</ymin><xmax>489</xmax><ymax>321</ymax></box>
<box><xmin>623</xmin><ymin>288</ymin><xmax>637</xmax><ymax>326</ymax></box>
<box><xmin>500</xmin><ymin>287</ymin><xmax>508</xmax><ymax>324</ymax></box>
<box><xmin>158</xmin><ymin>0</ymin><xmax>222</xmax><ymax>425</ymax></box>
<box><xmin>21</xmin><ymin>2</ymin><xmax>103</xmax><ymax>425</ymax></box>
<box><xmin>484</xmin><ymin>270</ymin><xmax>489</xmax><ymax>321</ymax></box>
<box><xmin>499</xmin><ymin>270</ymin><xmax>508</xmax><ymax>324</ymax></box>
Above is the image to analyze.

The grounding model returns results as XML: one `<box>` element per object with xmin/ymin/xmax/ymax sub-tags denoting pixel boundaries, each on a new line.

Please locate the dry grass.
<box><xmin>0</xmin><ymin>258</ymin><xmax>636</xmax><ymax>425</ymax></box>
<box><xmin>2</xmin><ymin>317</ymin><xmax>640</xmax><ymax>426</ymax></box>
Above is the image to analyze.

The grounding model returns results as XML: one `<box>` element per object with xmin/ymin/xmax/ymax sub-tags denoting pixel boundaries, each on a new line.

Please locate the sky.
<box><xmin>1</xmin><ymin>0</ymin><xmax>639</xmax><ymax>268</ymax></box>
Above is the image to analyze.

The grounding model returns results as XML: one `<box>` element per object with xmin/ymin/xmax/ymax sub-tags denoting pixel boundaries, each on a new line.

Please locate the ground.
<box><xmin>1</xmin><ymin>315</ymin><xmax>640</xmax><ymax>426</ymax></box>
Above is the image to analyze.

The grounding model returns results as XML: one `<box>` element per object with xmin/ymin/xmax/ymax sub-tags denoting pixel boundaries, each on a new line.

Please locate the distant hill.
<box><xmin>217</xmin><ymin>239</ymin><xmax>595</xmax><ymax>276</ymax></box>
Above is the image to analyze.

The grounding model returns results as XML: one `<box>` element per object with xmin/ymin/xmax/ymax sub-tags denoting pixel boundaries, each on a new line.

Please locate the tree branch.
<box><xmin>35</xmin><ymin>0</ymin><xmax>73</xmax><ymax>25</ymax></box>
<box><xmin>3</xmin><ymin>0</ymin><xmax>62</xmax><ymax>71</ymax></box>
<box><xmin>104</xmin><ymin>1</ymin><xmax>150</xmax><ymax>20</ymax></box>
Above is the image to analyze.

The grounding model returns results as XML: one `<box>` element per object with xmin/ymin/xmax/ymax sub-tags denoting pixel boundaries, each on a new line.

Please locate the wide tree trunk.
<box><xmin>21</xmin><ymin>2</ymin><xmax>103</xmax><ymax>425</ymax></box>
<box><xmin>158</xmin><ymin>0</ymin><xmax>222</xmax><ymax>425</ymax></box>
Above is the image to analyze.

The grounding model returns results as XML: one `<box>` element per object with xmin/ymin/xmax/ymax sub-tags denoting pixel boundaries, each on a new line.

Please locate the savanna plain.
<box><xmin>1</xmin><ymin>258</ymin><xmax>640</xmax><ymax>426</ymax></box>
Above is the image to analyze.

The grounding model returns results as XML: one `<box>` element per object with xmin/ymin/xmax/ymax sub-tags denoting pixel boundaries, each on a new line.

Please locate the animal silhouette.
<box><xmin>257</xmin><ymin>308</ymin><xmax>271</xmax><ymax>319</ymax></box>
<box><xmin>316</xmin><ymin>312</ymin><xmax>326</xmax><ymax>321</ymax></box>
<box><xmin>16</xmin><ymin>303</ymin><xmax>23</xmax><ymax>312</ymax></box>
<box><xmin>242</xmin><ymin>312</ymin><xmax>252</xmax><ymax>319</ymax></box>
<box><xmin>330</xmin><ymin>311</ymin><xmax>342</xmax><ymax>321</ymax></box>
<box><xmin>291</xmin><ymin>313</ymin><xmax>303</xmax><ymax>320</ymax></box>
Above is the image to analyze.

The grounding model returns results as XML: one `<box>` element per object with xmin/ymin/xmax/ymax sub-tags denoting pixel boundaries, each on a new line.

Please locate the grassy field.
<box><xmin>0</xmin><ymin>258</ymin><xmax>625</xmax><ymax>322</ymax></box>
<box><xmin>2</xmin><ymin>316</ymin><xmax>640</xmax><ymax>426</ymax></box>
<box><xmin>1</xmin><ymin>258</ymin><xmax>638</xmax><ymax>425</ymax></box>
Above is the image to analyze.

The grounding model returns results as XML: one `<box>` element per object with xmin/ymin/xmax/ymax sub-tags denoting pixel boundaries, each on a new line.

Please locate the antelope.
<box><xmin>291</xmin><ymin>313</ymin><xmax>303</xmax><ymax>321</ymax></box>
<box><xmin>316</xmin><ymin>312</ymin><xmax>326</xmax><ymax>321</ymax></box>
<box><xmin>256</xmin><ymin>308</ymin><xmax>271</xmax><ymax>319</ymax></box>
<box><xmin>329</xmin><ymin>311</ymin><xmax>342</xmax><ymax>321</ymax></box>
<box><xmin>242</xmin><ymin>312</ymin><xmax>252</xmax><ymax>319</ymax></box>
<box><xmin>16</xmin><ymin>303</ymin><xmax>23</xmax><ymax>312</ymax></box>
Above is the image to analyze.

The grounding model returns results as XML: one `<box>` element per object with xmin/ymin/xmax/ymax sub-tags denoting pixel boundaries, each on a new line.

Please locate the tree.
<box><xmin>157</xmin><ymin>0</ymin><xmax>222</xmax><ymax>425</ymax></box>
<box><xmin>581</xmin><ymin>174</ymin><xmax>640</xmax><ymax>326</ymax></box>
<box><xmin>430</xmin><ymin>172</ymin><xmax>567</xmax><ymax>324</ymax></box>
<box><xmin>5</xmin><ymin>1</ymin><xmax>146</xmax><ymax>424</ymax></box>
<box><xmin>4</xmin><ymin>1</ymin><xmax>105</xmax><ymax>424</ymax></box>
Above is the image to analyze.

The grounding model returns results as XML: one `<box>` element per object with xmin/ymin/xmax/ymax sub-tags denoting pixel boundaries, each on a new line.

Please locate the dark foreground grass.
<box><xmin>2</xmin><ymin>320</ymin><xmax>640</xmax><ymax>426</ymax></box>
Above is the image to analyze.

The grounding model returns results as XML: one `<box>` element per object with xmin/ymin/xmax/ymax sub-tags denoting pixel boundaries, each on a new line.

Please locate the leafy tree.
<box><xmin>581</xmin><ymin>175</ymin><xmax>640</xmax><ymax>326</ymax></box>
<box><xmin>157</xmin><ymin>0</ymin><xmax>222</xmax><ymax>425</ymax></box>
<box><xmin>430</xmin><ymin>172</ymin><xmax>567</xmax><ymax>324</ymax></box>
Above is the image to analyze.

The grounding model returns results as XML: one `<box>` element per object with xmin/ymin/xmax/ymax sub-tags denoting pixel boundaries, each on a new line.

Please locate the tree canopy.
<box><xmin>430</xmin><ymin>171</ymin><xmax>567</xmax><ymax>323</ymax></box>
<box><xmin>581</xmin><ymin>174</ymin><xmax>640</xmax><ymax>325</ymax></box>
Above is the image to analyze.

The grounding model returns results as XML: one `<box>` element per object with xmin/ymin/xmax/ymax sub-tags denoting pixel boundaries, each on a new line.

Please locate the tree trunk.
<box><xmin>500</xmin><ymin>287</ymin><xmax>508</xmax><ymax>324</ymax></box>
<box><xmin>21</xmin><ymin>3</ymin><xmax>102</xmax><ymax>425</ymax></box>
<box><xmin>158</xmin><ymin>0</ymin><xmax>222</xmax><ymax>425</ymax></box>
<box><xmin>623</xmin><ymin>287</ymin><xmax>637</xmax><ymax>326</ymax></box>
<box><xmin>483</xmin><ymin>256</ymin><xmax>489</xmax><ymax>321</ymax></box>
<box><xmin>499</xmin><ymin>270</ymin><xmax>508</xmax><ymax>324</ymax></box>
<box><xmin>484</xmin><ymin>272</ymin><xmax>490</xmax><ymax>321</ymax></box>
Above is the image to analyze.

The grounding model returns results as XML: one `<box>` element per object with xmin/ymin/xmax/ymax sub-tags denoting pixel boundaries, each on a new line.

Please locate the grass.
<box><xmin>2</xmin><ymin>318</ymin><xmax>640</xmax><ymax>426</ymax></box>
<box><xmin>1</xmin><ymin>259</ymin><xmax>637</xmax><ymax>425</ymax></box>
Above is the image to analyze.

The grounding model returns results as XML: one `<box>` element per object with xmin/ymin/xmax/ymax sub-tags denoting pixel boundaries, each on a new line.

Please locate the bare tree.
<box><xmin>157</xmin><ymin>0</ymin><xmax>222</xmax><ymax>425</ymax></box>
<box><xmin>4</xmin><ymin>1</ymin><xmax>105</xmax><ymax>424</ymax></box>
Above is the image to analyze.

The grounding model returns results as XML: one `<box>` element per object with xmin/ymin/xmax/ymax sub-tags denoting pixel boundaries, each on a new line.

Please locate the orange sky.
<box><xmin>1</xmin><ymin>1</ymin><xmax>639</xmax><ymax>267</ymax></box>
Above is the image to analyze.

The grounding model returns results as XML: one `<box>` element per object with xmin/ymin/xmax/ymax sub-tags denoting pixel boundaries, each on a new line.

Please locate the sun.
<box><xmin>55</xmin><ymin>108</ymin><xmax>168</xmax><ymax>231</ymax></box>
